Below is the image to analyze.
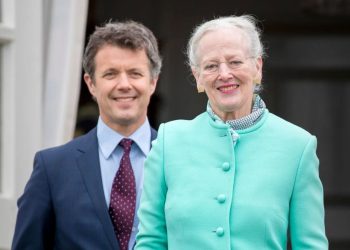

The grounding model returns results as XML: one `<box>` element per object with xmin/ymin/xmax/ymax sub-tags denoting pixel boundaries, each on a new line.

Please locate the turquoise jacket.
<box><xmin>135</xmin><ymin>110</ymin><xmax>328</xmax><ymax>250</ymax></box>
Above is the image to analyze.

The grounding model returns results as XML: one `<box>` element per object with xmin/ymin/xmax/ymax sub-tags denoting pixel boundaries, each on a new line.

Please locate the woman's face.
<box><xmin>192</xmin><ymin>27</ymin><xmax>262</xmax><ymax>121</ymax></box>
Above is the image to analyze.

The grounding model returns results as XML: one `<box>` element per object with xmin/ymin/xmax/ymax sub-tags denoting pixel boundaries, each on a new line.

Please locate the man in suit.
<box><xmin>12</xmin><ymin>20</ymin><xmax>161</xmax><ymax>250</ymax></box>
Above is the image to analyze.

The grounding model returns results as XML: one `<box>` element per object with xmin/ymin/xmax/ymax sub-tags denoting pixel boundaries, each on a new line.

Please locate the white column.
<box><xmin>43</xmin><ymin>0</ymin><xmax>88</xmax><ymax>147</ymax></box>
<box><xmin>0</xmin><ymin>0</ymin><xmax>43</xmax><ymax>248</ymax></box>
<box><xmin>0</xmin><ymin>0</ymin><xmax>89</xmax><ymax>249</ymax></box>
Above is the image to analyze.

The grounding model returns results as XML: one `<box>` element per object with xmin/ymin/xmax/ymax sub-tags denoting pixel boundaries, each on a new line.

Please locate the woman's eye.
<box><xmin>229</xmin><ymin>60</ymin><xmax>243</xmax><ymax>66</ymax></box>
<box><xmin>204</xmin><ymin>64</ymin><xmax>218</xmax><ymax>70</ymax></box>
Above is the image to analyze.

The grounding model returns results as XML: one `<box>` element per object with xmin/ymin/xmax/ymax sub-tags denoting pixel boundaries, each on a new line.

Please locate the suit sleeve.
<box><xmin>135</xmin><ymin>124</ymin><xmax>168</xmax><ymax>250</ymax></box>
<box><xmin>12</xmin><ymin>152</ymin><xmax>55</xmax><ymax>250</ymax></box>
<box><xmin>289</xmin><ymin>136</ymin><xmax>328</xmax><ymax>249</ymax></box>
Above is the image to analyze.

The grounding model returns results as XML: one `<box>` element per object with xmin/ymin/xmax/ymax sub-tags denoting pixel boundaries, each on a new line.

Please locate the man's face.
<box><xmin>84</xmin><ymin>45</ymin><xmax>157</xmax><ymax>135</ymax></box>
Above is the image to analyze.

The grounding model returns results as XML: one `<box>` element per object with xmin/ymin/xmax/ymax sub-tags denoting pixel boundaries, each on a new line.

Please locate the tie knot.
<box><xmin>119</xmin><ymin>138</ymin><xmax>133</xmax><ymax>153</ymax></box>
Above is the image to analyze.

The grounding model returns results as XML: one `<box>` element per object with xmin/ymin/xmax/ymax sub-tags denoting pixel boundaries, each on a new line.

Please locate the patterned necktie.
<box><xmin>109</xmin><ymin>138</ymin><xmax>136</xmax><ymax>250</ymax></box>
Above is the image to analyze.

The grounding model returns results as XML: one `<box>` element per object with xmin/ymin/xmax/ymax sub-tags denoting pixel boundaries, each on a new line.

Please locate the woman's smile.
<box><xmin>217</xmin><ymin>83</ymin><xmax>239</xmax><ymax>94</ymax></box>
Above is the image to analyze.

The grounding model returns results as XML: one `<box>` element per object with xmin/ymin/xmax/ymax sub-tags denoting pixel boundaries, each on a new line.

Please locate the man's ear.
<box><xmin>84</xmin><ymin>73</ymin><xmax>96</xmax><ymax>97</ymax></box>
<box><xmin>150</xmin><ymin>77</ymin><xmax>158</xmax><ymax>95</ymax></box>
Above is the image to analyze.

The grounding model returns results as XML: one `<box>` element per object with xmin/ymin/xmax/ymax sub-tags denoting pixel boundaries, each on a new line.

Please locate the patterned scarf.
<box><xmin>207</xmin><ymin>95</ymin><xmax>266</xmax><ymax>142</ymax></box>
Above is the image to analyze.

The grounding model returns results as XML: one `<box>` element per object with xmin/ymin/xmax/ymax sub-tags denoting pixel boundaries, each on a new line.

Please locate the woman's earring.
<box><xmin>253</xmin><ymin>79</ymin><xmax>262</xmax><ymax>94</ymax></box>
<box><xmin>197</xmin><ymin>84</ymin><xmax>205</xmax><ymax>93</ymax></box>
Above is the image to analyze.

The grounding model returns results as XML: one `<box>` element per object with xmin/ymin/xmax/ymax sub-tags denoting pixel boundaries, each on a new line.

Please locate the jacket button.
<box><xmin>216</xmin><ymin>227</ymin><xmax>224</xmax><ymax>237</ymax></box>
<box><xmin>222</xmin><ymin>162</ymin><xmax>230</xmax><ymax>171</ymax></box>
<box><xmin>217</xmin><ymin>194</ymin><xmax>226</xmax><ymax>203</ymax></box>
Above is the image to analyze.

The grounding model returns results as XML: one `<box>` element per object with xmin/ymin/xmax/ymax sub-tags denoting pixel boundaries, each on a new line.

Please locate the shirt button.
<box><xmin>217</xmin><ymin>194</ymin><xmax>226</xmax><ymax>203</ymax></box>
<box><xmin>222</xmin><ymin>162</ymin><xmax>230</xmax><ymax>171</ymax></box>
<box><xmin>216</xmin><ymin>227</ymin><xmax>224</xmax><ymax>237</ymax></box>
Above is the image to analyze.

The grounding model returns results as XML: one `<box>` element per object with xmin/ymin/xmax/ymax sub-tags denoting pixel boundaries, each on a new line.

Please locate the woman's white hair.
<box><xmin>187</xmin><ymin>15</ymin><xmax>265</xmax><ymax>68</ymax></box>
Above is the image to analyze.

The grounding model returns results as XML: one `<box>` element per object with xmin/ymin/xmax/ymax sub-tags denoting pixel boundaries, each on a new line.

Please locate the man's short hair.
<box><xmin>83</xmin><ymin>20</ymin><xmax>162</xmax><ymax>80</ymax></box>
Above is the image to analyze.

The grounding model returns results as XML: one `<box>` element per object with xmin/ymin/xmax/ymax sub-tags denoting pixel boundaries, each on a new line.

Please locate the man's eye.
<box><xmin>103</xmin><ymin>72</ymin><xmax>115</xmax><ymax>79</ymax></box>
<box><xmin>130</xmin><ymin>72</ymin><xmax>143</xmax><ymax>78</ymax></box>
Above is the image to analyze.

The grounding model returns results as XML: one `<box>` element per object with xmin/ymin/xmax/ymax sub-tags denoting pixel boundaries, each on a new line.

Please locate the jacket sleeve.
<box><xmin>289</xmin><ymin>136</ymin><xmax>328</xmax><ymax>249</ymax></box>
<box><xmin>12</xmin><ymin>152</ymin><xmax>55</xmax><ymax>250</ymax></box>
<box><xmin>135</xmin><ymin>124</ymin><xmax>168</xmax><ymax>250</ymax></box>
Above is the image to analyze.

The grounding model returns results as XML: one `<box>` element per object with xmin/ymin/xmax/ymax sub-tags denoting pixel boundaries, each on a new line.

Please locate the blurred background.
<box><xmin>0</xmin><ymin>0</ymin><xmax>349</xmax><ymax>249</ymax></box>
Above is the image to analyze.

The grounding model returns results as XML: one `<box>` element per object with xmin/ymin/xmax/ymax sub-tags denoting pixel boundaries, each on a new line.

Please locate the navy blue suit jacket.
<box><xmin>12</xmin><ymin>127</ymin><xmax>157</xmax><ymax>250</ymax></box>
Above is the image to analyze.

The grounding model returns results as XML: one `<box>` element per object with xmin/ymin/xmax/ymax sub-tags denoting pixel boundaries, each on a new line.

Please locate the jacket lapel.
<box><xmin>76</xmin><ymin>128</ymin><xmax>119</xmax><ymax>250</ymax></box>
<box><xmin>150</xmin><ymin>127</ymin><xmax>157</xmax><ymax>142</ymax></box>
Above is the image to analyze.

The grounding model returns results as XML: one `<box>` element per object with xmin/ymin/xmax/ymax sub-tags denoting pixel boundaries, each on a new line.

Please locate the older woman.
<box><xmin>135</xmin><ymin>15</ymin><xmax>328</xmax><ymax>250</ymax></box>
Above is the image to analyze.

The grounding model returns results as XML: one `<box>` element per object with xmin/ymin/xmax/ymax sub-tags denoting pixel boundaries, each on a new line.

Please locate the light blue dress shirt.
<box><xmin>97</xmin><ymin>117</ymin><xmax>151</xmax><ymax>250</ymax></box>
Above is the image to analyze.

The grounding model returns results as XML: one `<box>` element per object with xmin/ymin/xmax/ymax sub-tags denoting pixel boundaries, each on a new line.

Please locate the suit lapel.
<box><xmin>76</xmin><ymin>128</ymin><xmax>119</xmax><ymax>250</ymax></box>
<box><xmin>150</xmin><ymin>127</ymin><xmax>157</xmax><ymax>142</ymax></box>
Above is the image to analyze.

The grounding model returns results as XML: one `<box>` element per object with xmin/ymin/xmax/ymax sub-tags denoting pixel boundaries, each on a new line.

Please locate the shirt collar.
<box><xmin>97</xmin><ymin>117</ymin><xmax>151</xmax><ymax>159</ymax></box>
